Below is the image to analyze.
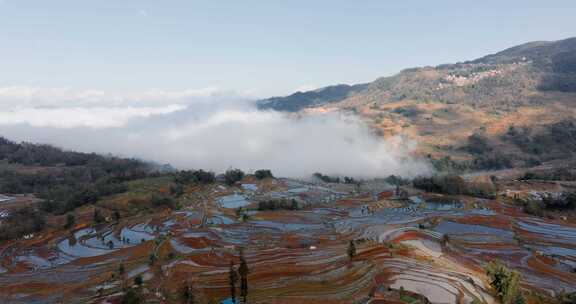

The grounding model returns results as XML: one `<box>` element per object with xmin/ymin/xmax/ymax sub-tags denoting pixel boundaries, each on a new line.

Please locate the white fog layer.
<box><xmin>0</xmin><ymin>86</ymin><xmax>431</xmax><ymax>178</ymax></box>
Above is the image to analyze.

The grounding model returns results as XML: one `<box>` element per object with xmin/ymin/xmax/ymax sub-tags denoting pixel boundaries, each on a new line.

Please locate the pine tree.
<box><xmin>180</xmin><ymin>280</ymin><xmax>195</xmax><ymax>304</ymax></box>
<box><xmin>229</xmin><ymin>261</ymin><xmax>238</xmax><ymax>303</ymax></box>
<box><xmin>238</xmin><ymin>250</ymin><xmax>249</xmax><ymax>303</ymax></box>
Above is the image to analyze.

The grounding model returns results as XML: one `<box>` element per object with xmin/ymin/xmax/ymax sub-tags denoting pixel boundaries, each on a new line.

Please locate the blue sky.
<box><xmin>0</xmin><ymin>0</ymin><xmax>575</xmax><ymax>96</ymax></box>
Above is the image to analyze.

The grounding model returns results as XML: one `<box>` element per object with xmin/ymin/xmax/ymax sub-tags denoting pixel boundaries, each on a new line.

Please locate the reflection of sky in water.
<box><xmin>218</xmin><ymin>194</ymin><xmax>250</xmax><ymax>208</ymax></box>
<box><xmin>425</xmin><ymin>201</ymin><xmax>463</xmax><ymax>211</ymax></box>
<box><xmin>251</xmin><ymin>220</ymin><xmax>324</xmax><ymax>232</ymax></box>
<box><xmin>170</xmin><ymin>239</ymin><xmax>197</xmax><ymax>254</ymax></box>
<box><xmin>435</xmin><ymin>221</ymin><xmax>513</xmax><ymax>239</ymax></box>
<box><xmin>532</xmin><ymin>245</ymin><xmax>576</xmax><ymax>258</ymax></box>
<box><xmin>241</xmin><ymin>183</ymin><xmax>258</xmax><ymax>191</ymax></box>
<box><xmin>58</xmin><ymin>237</ymin><xmax>113</xmax><ymax>257</ymax></box>
<box><xmin>57</xmin><ymin>225</ymin><xmax>154</xmax><ymax>258</ymax></box>
<box><xmin>15</xmin><ymin>255</ymin><xmax>53</xmax><ymax>269</ymax></box>
<box><xmin>207</xmin><ymin>215</ymin><xmax>236</xmax><ymax>225</ymax></box>
<box><xmin>517</xmin><ymin>220</ymin><xmax>576</xmax><ymax>241</ymax></box>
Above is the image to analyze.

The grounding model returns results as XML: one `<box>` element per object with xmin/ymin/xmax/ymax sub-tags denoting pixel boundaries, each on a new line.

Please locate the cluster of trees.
<box><xmin>174</xmin><ymin>168</ymin><xmax>273</xmax><ymax>186</ymax></box>
<box><xmin>0</xmin><ymin>137</ymin><xmax>152</xmax><ymax>207</ymax></box>
<box><xmin>383</xmin><ymin>175</ymin><xmax>411</xmax><ymax>186</ymax></box>
<box><xmin>503</xmin><ymin>120</ymin><xmax>576</xmax><ymax>161</ymax></box>
<box><xmin>312</xmin><ymin>172</ymin><xmax>358</xmax><ymax>184</ymax></box>
<box><xmin>0</xmin><ymin>207</ymin><xmax>45</xmax><ymax>240</ymax></box>
<box><xmin>173</xmin><ymin>169</ymin><xmax>216</xmax><ymax>185</ymax></box>
<box><xmin>466</xmin><ymin>133</ymin><xmax>493</xmax><ymax>154</ymax></box>
<box><xmin>0</xmin><ymin>136</ymin><xmax>161</xmax><ymax>240</ymax></box>
<box><xmin>224</xmin><ymin>169</ymin><xmax>245</xmax><ymax>186</ymax></box>
<box><xmin>257</xmin><ymin>199</ymin><xmax>299</xmax><ymax>211</ymax></box>
<box><xmin>412</xmin><ymin>175</ymin><xmax>495</xmax><ymax>198</ymax></box>
<box><xmin>0</xmin><ymin>137</ymin><xmax>101</xmax><ymax>166</ymax></box>
<box><xmin>0</xmin><ymin>164</ymin><xmax>142</xmax><ymax>195</ymax></box>
<box><xmin>472</xmin><ymin>153</ymin><xmax>514</xmax><ymax>170</ymax></box>
<box><xmin>521</xmin><ymin>192</ymin><xmax>576</xmax><ymax>217</ymax></box>
<box><xmin>429</xmin><ymin>156</ymin><xmax>470</xmax><ymax>173</ymax></box>
<box><xmin>39</xmin><ymin>178</ymin><xmax>128</xmax><ymax>215</ymax></box>
<box><xmin>254</xmin><ymin>169</ymin><xmax>273</xmax><ymax>180</ymax></box>
<box><xmin>413</xmin><ymin>175</ymin><xmax>467</xmax><ymax>195</ymax></box>
<box><xmin>429</xmin><ymin>152</ymin><xmax>515</xmax><ymax>172</ymax></box>
<box><xmin>0</xmin><ymin>137</ymin><xmax>151</xmax><ymax>174</ymax></box>
<box><xmin>392</xmin><ymin>106</ymin><xmax>422</xmax><ymax>118</ymax></box>
<box><xmin>150</xmin><ymin>194</ymin><xmax>177</xmax><ymax>210</ymax></box>
<box><xmin>521</xmin><ymin>168</ymin><xmax>576</xmax><ymax>181</ymax></box>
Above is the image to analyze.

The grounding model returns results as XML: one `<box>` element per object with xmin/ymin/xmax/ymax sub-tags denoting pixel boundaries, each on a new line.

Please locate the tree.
<box><xmin>485</xmin><ymin>261</ymin><xmax>521</xmax><ymax>304</ymax></box>
<box><xmin>229</xmin><ymin>261</ymin><xmax>238</xmax><ymax>303</ymax></box>
<box><xmin>148</xmin><ymin>253</ymin><xmax>156</xmax><ymax>266</ymax></box>
<box><xmin>513</xmin><ymin>293</ymin><xmax>525</xmax><ymax>304</ymax></box>
<box><xmin>117</xmin><ymin>262</ymin><xmax>127</xmax><ymax>290</ymax></box>
<box><xmin>64</xmin><ymin>213</ymin><xmax>75</xmax><ymax>229</ymax></box>
<box><xmin>180</xmin><ymin>280</ymin><xmax>195</xmax><ymax>304</ymax></box>
<box><xmin>254</xmin><ymin>169</ymin><xmax>273</xmax><ymax>180</ymax></box>
<box><xmin>225</xmin><ymin>169</ymin><xmax>245</xmax><ymax>186</ymax></box>
<box><xmin>151</xmin><ymin>194</ymin><xmax>177</xmax><ymax>210</ymax></box>
<box><xmin>113</xmin><ymin>210</ymin><xmax>121</xmax><ymax>222</ymax></box>
<box><xmin>290</xmin><ymin>199</ymin><xmax>298</xmax><ymax>210</ymax></box>
<box><xmin>121</xmin><ymin>288</ymin><xmax>142</xmax><ymax>304</ymax></box>
<box><xmin>118</xmin><ymin>263</ymin><xmax>125</xmax><ymax>276</ymax></box>
<box><xmin>170</xmin><ymin>183</ymin><xmax>184</xmax><ymax>197</ymax></box>
<box><xmin>93</xmin><ymin>208</ymin><xmax>105</xmax><ymax>224</ymax></box>
<box><xmin>238</xmin><ymin>250</ymin><xmax>249</xmax><ymax>303</ymax></box>
<box><xmin>347</xmin><ymin>240</ymin><xmax>356</xmax><ymax>261</ymax></box>
<box><xmin>134</xmin><ymin>275</ymin><xmax>143</xmax><ymax>287</ymax></box>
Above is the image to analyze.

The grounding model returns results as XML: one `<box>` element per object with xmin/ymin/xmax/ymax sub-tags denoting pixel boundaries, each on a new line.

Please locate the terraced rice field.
<box><xmin>0</xmin><ymin>179</ymin><xmax>575</xmax><ymax>303</ymax></box>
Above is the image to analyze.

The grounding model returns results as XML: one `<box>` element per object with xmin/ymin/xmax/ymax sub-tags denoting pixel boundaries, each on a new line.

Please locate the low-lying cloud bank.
<box><xmin>0</xmin><ymin>86</ymin><xmax>431</xmax><ymax>178</ymax></box>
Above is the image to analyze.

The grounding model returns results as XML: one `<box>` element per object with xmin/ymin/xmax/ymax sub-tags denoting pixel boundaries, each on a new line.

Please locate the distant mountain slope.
<box><xmin>472</xmin><ymin>37</ymin><xmax>576</xmax><ymax>66</ymax></box>
<box><xmin>257</xmin><ymin>37</ymin><xmax>576</xmax><ymax>171</ymax></box>
<box><xmin>257</xmin><ymin>83</ymin><xmax>368</xmax><ymax>112</ymax></box>
<box><xmin>260</xmin><ymin>37</ymin><xmax>576</xmax><ymax>112</ymax></box>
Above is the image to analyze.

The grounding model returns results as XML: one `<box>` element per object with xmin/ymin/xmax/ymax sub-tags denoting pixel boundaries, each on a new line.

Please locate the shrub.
<box><xmin>151</xmin><ymin>194</ymin><xmax>177</xmax><ymax>210</ymax></box>
<box><xmin>257</xmin><ymin>199</ymin><xmax>299</xmax><ymax>211</ymax></box>
<box><xmin>523</xmin><ymin>200</ymin><xmax>544</xmax><ymax>217</ymax></box>
<box><xmin>313</xmin><ymin>172</ymin><xmax>340</xmax><ymax>183</ymax></box>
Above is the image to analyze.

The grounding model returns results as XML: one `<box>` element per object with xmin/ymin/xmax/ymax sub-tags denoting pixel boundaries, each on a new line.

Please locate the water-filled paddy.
<box><xmin>218</xmin><ymin>194</ymin><xmax>250</xmax><ymax>209</ymax></box>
